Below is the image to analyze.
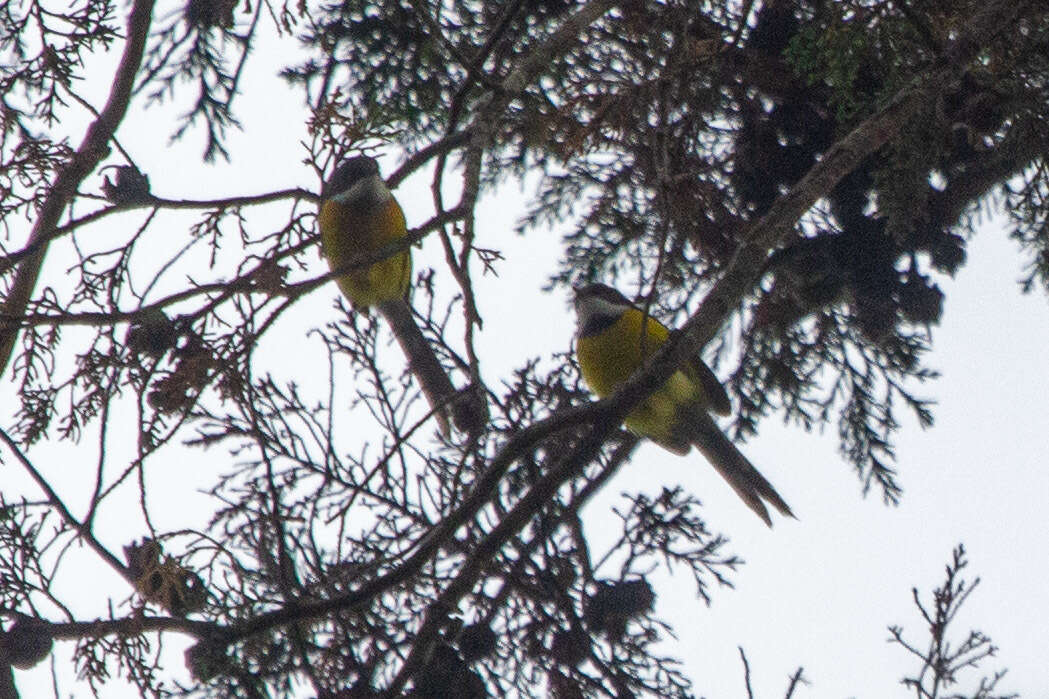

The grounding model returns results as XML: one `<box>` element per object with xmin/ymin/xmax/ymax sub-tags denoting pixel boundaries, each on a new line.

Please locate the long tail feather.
<box><xmin>686</xmin><ymin>411</ymin><xmax>794</xmax><ymax>526</ymax></box>
<box><xmin>378</xmin><ymin>299</ymin><xmax>486</xmax><ymax>437</ymax></box>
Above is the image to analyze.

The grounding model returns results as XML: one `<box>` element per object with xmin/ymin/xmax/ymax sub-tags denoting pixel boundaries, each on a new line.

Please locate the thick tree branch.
<box><xmin>501</xmin><ymin>0</ymin><xmax>618</xmax><ymax>96</ymax></box>
<box><xmin>0</xmin><ymin>0</ymin><xmax>156</xmax><ymax>376</ymax></box>
<box><xmin>375</xmin><ymin>16</ymin><xmax>1025</xmax><ymax>690</ymax></box>
<box><xmin>185</xmin><ymin>58</ymin><xmax>944</xmax><ymax>662</ymax></box>
<box><xmin>133</xmin><ymin>0</ymin><xmax>987</xmax><ymax>659</ymax></box>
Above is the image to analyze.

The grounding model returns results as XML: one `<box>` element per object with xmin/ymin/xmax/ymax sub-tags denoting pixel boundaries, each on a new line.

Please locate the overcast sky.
<box><xmin>7</xmin><ymin>12</ymin><xmax>1049</xmax><ymax>697</ymax></box>
<box><xmin>474</xmin><ymin>181</ymin><xmax>1049</xmax><ymax>699</ymax></box>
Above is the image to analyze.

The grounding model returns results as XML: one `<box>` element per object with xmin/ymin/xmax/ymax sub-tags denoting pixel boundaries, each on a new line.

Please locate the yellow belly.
<box><xmin>318</xmin><ymin>196</ymin><xmax>411</xmax><ymax>307</ymax></box>
<box><xmin>575</xmin><ymin>308</ymin><xmax>698</xmax><ymax>444</ymax></box>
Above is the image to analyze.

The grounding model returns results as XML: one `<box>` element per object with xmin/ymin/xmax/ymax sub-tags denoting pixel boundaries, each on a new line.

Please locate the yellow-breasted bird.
<box><xmin>573</xmin><ymin>283</ymin><xmax>793</xmax><ymax>525</ymax></box>
<box><xmin>318</xmin><ymin>156</ymin><xmax>484</xmax><ymax>437</ymax></box>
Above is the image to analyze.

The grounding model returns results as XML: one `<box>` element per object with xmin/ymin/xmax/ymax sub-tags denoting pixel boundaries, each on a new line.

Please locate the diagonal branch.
<box><xmin>201</xmin><ymin>43</ymin><xmax>962</xmax><ymax>663</ymax></box>
<box><xmin>149</xmin><ymin>0</ymin><xmax>983</xmax><ymax>657</ymax></box>
<box><xmin>0</xmin><ymin>0</ymin><xmax>157</xmax><ymax>376</ymax></box>
<box><xmin>374</xmin><ymin>22</ymin><xmax>1019</xmax><ymax>693</ymax></box>
<box><xmin>0</xmin><ymin>429</ymin><xmax>129</xmax><ymax>581</ymax></box>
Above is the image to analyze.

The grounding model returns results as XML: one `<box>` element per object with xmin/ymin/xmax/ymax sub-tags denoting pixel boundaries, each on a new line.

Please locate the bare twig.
<box><xmin>739</xmin><ymin>646</ymin><xmax>755</xmax><ymax>699</ymax></box>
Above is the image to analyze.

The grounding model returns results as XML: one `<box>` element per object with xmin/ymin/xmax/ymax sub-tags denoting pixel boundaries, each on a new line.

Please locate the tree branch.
<box><xmin>131</xmin><ymin>0</ymin><xmax>1001</xmax><ymax>662</ymax></box>
<box><xmin>0</xmin><ymin>188</ymin><xmax>315</xmax><ymax>276</ymax></box>
<box><xmin>0</xmin><ymin>0</ymin><xmax>156</xmax><ymax>375</ymax></box>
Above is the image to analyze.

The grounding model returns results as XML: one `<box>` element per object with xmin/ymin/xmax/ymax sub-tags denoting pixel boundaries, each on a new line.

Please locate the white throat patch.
<box><xmin>331</xmin><ymin>173</ymin><xmax>391</xmax><ymax>206</ymax></box>
<box><xmin>575</xmin><ymin>294</ymin><xmax>629</xmax><ymax>337</ymax></box>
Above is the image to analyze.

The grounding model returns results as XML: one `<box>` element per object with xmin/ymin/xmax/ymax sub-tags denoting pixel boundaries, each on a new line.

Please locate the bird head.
<box><xmin>321</xmin><ymin>155</ymin><xmax>389</xmax><ymax>205</ymax></box>
<box><xmin>573</xmin><ymin>283</ymin><xmax>633</xmax><ymax>337</ymax></box>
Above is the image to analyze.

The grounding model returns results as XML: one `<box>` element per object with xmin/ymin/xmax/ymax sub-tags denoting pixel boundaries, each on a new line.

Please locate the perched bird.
<box><xmin>318</xmin><ymin>155</ymin><xmax>484</xmax><ymax>437</ymax></box>
<box><xmin>573</xmin><ymin>283</ymin><xmax>793</xmax><ymax>525</ymax></box>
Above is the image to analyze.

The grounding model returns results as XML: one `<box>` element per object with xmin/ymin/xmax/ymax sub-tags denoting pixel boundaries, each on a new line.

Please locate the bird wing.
<box><xmin>665</xmin><ymin>328</ymin><xmax>731</xmax><ymax>416</ymax></box>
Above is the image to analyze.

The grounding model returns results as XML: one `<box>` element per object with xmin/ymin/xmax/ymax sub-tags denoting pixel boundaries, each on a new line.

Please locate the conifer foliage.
<box><xmin>1</xmin><ymin>0</ymin><xmax>1043</xmax><ymax>696</ymax></box>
